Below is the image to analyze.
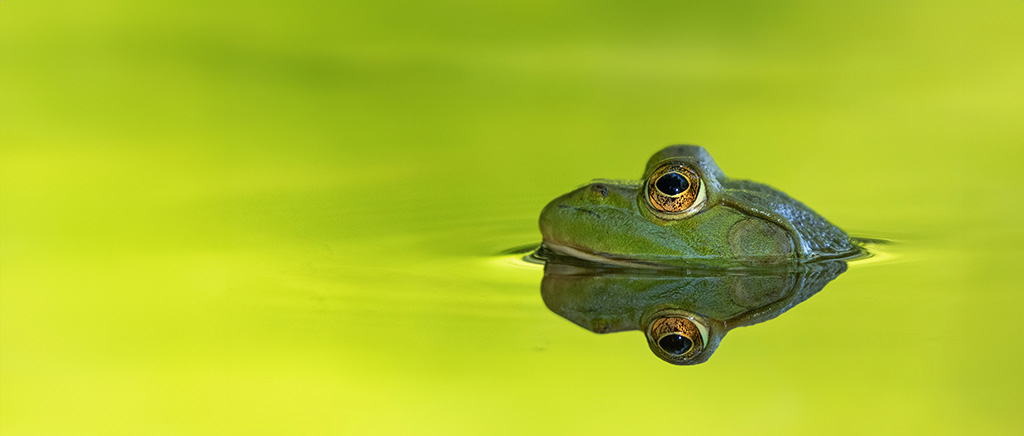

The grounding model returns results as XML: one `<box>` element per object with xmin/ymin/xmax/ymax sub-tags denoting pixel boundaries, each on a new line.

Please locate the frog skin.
<box><xmin>539</xmin><ymin>145</ymin><xmax>858</xmax><ymax>269</ymax></box>
<box><xmin>540</xmin><ymin>259</ymin><xmax>848</xmax><ymax>365</ymax></box>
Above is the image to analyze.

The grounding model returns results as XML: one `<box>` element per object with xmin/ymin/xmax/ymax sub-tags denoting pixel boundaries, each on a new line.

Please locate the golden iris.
<box><xmin>646</xmin><ymin>164</ymin><xmax>706</xmax><ymax>217</ymax></box>
<box><xmin>648</xmin><ymin>316</ymin><xmax>707</xmax><ymax>360</ymax></box>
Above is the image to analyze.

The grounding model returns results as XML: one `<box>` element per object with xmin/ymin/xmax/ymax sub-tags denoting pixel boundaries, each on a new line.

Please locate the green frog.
<box><xmin>539</xmin><ymin>145</ymin><xmax>859</xmax><ymax>269</ymax></box>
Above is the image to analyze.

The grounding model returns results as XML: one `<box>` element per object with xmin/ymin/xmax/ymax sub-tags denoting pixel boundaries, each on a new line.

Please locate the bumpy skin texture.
<box><xmin>539</xmin><ymin>145</ymin><xmax>857</xmax><ymax>268</ymax></box>
<box><xmin>722</xmin><ymin>180</ymin><xmax>854</xmax><ymax>261</ymax></box>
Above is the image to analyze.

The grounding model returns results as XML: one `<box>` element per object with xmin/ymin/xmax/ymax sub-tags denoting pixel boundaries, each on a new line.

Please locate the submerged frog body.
<box><xmin>539</xmin><ymin>145</ymin><xmax>857</xmax><ymax>268</ymax></box>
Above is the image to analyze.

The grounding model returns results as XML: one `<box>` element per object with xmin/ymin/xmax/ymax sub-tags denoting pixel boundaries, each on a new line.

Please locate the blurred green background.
<box><xmin>2</xmin><ymin>1</ymin><xmax>1023</xmax><ymax>434</ymax></box>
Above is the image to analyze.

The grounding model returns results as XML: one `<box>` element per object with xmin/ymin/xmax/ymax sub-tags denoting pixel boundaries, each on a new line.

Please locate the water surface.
<box><xmin>2</xmin><ymin>1</ymin><xmax>1024</xmax><ymax>434</ymax></box>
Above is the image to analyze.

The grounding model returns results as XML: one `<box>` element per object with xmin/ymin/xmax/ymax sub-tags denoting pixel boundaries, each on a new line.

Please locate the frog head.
<box><xmin>539</xmin><ymin>145</ymin><xmax>855</xmax><ymax>268</ymax></box>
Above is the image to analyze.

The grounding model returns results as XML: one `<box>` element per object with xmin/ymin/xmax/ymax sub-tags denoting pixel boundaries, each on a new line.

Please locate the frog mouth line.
<box><xmin>542</xmin><ymin>241</ymin><xmax>659</xmax><ymax>268</ymax></box>
<box><xmin>541</xmin><ymin>240</ymin><xmax>826</xmax><ymax>271</ymax></box>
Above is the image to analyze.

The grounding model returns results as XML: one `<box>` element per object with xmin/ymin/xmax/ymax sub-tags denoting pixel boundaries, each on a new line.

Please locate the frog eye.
<box><xmin>648</xmin><ymin>316</ymin><xmax>708</xmax><ymax>361</ymax></box>
<box><xmin>645</xmin><ymin>164</ymin><xmax>706</xmax><ymax>218</ymax></box>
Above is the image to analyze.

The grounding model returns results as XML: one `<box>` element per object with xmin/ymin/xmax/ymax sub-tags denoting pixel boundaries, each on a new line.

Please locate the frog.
<box><xmin>538</xmin><ymin>145</ymin><xmax>859</xmax><ymax>269</ymax></box>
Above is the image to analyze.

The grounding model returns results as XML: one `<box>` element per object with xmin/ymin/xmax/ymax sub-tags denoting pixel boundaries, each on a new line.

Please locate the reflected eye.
<box><xmin>658</xmin><ymin>333</ymin><xmax>693</xmax><ymax>355</ymax></box>
<box><xmin>646</xmin><ymin>164</ymin><xmax>706</xmax><ymax>218</ymax></box>
<box><xmin>648</xmin><ymin>316</ymin><xmax>707</xmax><ymax>360</ymax></box>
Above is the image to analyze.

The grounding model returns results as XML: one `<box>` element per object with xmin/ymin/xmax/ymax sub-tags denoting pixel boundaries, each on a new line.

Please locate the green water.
<box><xmin>2</xmin><ymin>1</ymin><xmax>1024</xmax><ymax>434</ymax></box>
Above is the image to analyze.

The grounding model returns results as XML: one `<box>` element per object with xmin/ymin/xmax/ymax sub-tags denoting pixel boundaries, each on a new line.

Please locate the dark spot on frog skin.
<box><xmin>557</xmin><ymin>205</ymin><xmax>600</xmax><ymax>218</ymax></box>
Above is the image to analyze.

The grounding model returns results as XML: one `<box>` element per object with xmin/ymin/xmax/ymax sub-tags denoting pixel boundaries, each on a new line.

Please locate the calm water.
<box><xmin>3</xmin><ymin>1</ymin><xmax>1024</xmax><ymax>435</ymax></box>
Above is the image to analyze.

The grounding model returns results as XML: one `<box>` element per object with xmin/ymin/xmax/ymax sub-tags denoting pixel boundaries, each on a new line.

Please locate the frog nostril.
<box><xmin>590</xmin><ymin>184</ymin><xmax>609</xmax><ymax>198</ymax></box>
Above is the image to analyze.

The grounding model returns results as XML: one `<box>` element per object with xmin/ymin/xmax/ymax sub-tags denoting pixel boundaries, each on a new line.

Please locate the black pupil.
<box><xmin>658</xmin><ymin>334</ymin><xmax>693</xmax><ymax>355</ymax></box>
<box><xmin>655</xmin><ymin>172</ymin><xmax>689</xmax><ymax>196</ymax></box>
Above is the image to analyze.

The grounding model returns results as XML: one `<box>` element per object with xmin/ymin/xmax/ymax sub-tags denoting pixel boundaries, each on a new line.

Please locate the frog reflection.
<box><xmin>540</xmin><ymin>259</ymin><xmax>847</xmax><ymax>365</ymax></box>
